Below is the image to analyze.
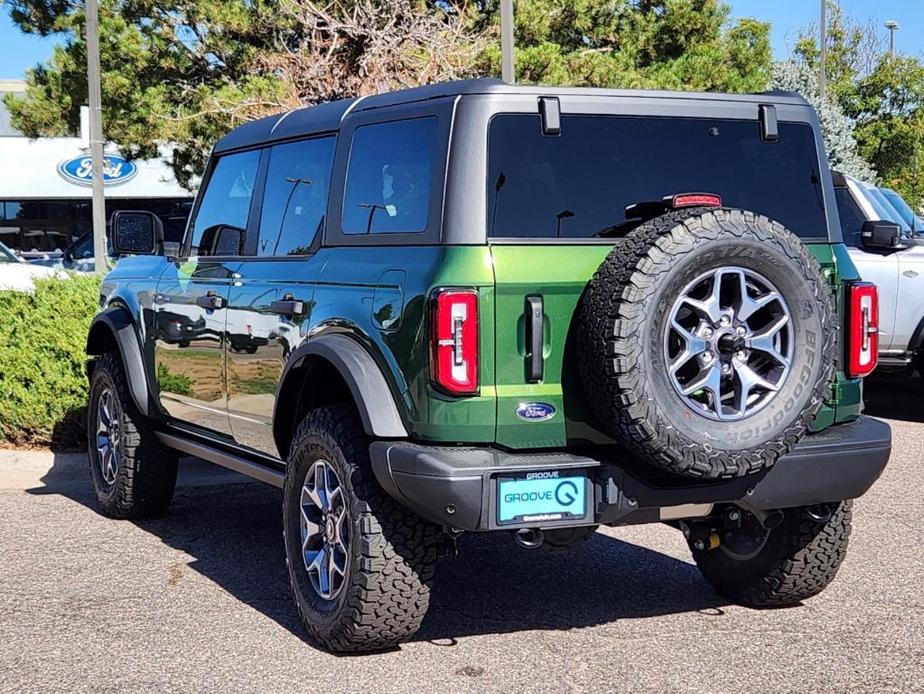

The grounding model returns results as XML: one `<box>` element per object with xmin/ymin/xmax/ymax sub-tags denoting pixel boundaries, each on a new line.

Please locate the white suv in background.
<box><xmin>0</xmin><ymin>241</ymin><xmax>59</xmax><ymax>292</ymax></box>
<box><xmin>833</xmin><ymin>171</ymin><xmax>924</xmax><ymax>375</ymax></box>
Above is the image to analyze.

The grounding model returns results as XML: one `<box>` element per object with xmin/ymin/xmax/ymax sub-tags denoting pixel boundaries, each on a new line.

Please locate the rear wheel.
<box><xmin>87</xmin><ymin>352</ymin><xmax>178</xmax><ymax>518</ymax></box>
<box><xmin>283</xmin><ymin>405</ymin><xmax>442</xmax><ymax>653</ymax></box>
<box><xmin>689</xmin><ymin>501</ymin><xmax>853</xmax><ymax>607</ymax></box>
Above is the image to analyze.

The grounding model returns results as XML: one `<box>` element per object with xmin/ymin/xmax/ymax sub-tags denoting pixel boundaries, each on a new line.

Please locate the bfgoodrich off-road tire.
<box><xmin>283</xmin><ymin>405</ymin><xmax>442</xmax><ymax>653</ymax></box>
<box><xmin>87</xmin><ymin>351</ymin><xmax>178</xmax><ymax>519</ymax></box>
<box><xmin>578</xmin><ymin>208</ymin><xmax>837</xmax><ymax>479</ymax></box>
<box><xmin>690</xmin><ymin>501</ymin><xmax>853</xmax><ymax>607</ymax></box>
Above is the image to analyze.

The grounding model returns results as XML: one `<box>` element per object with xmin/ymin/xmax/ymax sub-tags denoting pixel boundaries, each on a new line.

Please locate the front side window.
<box><xmin>189</xmin><ymin>149</ymin><xmax>261</xmax><ymax>256</ymax></box>
<box><xmin>488</xmin><ymin>115</ymin><xmax>828</xmax><ymax>240</ymax></box>
<box><xmin>341</xmin><ymin>117</ymin><xmax>437</xmax><ymax>235</ymax></box>
<box><xmin>258</xmin><ymin>137</ymin><xmax>336</xmax><ymax>256</ymax></box>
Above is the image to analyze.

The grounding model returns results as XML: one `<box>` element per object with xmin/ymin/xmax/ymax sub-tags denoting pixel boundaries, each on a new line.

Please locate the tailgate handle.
<box><xmin>525</xmin><ymin>295</ymin><xmax>544</xmax><ymax>382</ymax></box>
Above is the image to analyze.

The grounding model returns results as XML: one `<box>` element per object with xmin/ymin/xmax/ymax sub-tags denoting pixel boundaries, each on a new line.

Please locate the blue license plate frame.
<box><xmin>496</xmin><ymin>471</ymin><xmax>589</xmax><ymax>525</ymax></box>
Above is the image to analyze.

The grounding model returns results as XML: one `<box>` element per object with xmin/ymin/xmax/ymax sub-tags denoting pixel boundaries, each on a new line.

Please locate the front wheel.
<box><xmin>689</xmin><ymin>501</ymin><xmax>853</xmax><ymax>607</ymax></box>
<box><xmin>87</xmin><ymin>352</ymin><xmax>178</xmax><ymax>518</ymax></box>
<box><xmin>282</xmin><ymin>405</ymin><xmax>443</xmax><ymax>653</ymax></box>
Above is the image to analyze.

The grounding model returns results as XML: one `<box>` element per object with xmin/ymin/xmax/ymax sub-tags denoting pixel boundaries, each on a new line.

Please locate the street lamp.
<box><xmin>885</xmin><ymin>20</ymin><xmax>900</xmax><ymax>58</ymax></box>
<box><xmin>501</xmin><ymin>0</ymin><xmax>514</xmax><ymax>83</ymax></box>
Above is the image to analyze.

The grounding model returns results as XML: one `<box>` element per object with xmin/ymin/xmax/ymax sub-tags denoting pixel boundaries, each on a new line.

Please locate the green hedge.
<box><xmin>0</xmin><ymin>274</ymin><xmax>101</xmax><ymax>447</ymax></box>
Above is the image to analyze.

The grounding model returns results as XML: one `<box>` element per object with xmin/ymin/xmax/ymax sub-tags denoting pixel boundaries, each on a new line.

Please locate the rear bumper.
<box><xmin>369</xmin><ymin>416</ymin><xmax>891</xmax><ymax>531</ymax></box>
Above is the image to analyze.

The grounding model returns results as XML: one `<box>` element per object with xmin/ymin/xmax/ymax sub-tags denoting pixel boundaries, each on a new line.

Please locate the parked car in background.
<box><xmin>880</xmin><ymin>187</ymin><xmax>924</xmax><ymax>236</ymax></box>
<box><xmin>0</xmin><ymin>240</ymin><xmax>59</xmax><ymax>291</ymax></box>
<box><xmin>833</xmin><ymin>171</ymin><xmax>924</xmax><ymax>376</ymax></box>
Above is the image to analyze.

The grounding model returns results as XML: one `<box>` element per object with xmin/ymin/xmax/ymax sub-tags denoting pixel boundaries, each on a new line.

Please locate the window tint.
<box><xmin>190</xmin><ymin>149</ymin><xmax>260</xmax><ymax>255</ymax></box>
<box><xmin>258</xmin><ymin>137</ymin><xmax>336</xmax><ymax>256</ymax></box>
<box><xmin>342</xmin><ymin>117</ymin><xmax>437</xmax><ymax>235</ymax></box>
<box><xmin>488</xmin><ymin>115</ymin><xmax>828</xmax><ymax>239</ymax></box>
<box><xmin>834</xmin><ymin>187</ymin><xmax>866</xmax><ymax>247</ymax></box>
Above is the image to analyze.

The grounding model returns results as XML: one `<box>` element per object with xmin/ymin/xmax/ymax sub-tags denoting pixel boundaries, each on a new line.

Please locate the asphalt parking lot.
<box><xmin>1</xmin><ymin>377</ymin><xmax>922</xmax><ymax>693</ymax></box>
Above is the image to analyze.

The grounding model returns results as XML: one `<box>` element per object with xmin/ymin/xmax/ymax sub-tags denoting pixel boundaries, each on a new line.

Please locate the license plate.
<box><xmin>497</xmin><ymin>473</ymin><xmax>587</xmax><ymax>524</ymax></box>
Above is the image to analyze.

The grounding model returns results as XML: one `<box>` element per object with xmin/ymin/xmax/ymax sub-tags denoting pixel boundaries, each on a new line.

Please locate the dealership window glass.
<box><xmin>342</xmin><ymin>117</ymin><xmax>437</xmax><ymax>235</ymax></box>
<box><xmin>258</xmin><ymin>136</ymin><xmax>336</xmax><ymax>256</ymax></box>
<box><xmin>0</xmin><ymin>198</ymin><xmax>191</xmax><ymax>255</ymax></box>
<box><xmin>190</xmin><ymin>149</ymin><xmax>261</xmax><ymax>255</ymax></box>
<box><xmin>1</xmin><ymin>202</ymin><xmax>21</xmax><ymax>220</ymax></box>
<box><xmin>487</xmin><ymin>115</ymin><xmax>828</xmax><ymax>239</ymax></box>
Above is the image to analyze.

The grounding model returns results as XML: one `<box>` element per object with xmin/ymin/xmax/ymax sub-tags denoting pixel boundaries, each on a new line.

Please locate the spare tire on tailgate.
<box><xmin>577</xmin><ymin>208</ymin><xmax>836</xmax><ymax>479</ymax></box>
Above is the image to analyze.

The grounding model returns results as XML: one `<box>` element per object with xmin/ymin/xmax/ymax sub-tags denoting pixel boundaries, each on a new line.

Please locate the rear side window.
<box><xmin>189</xmin><ymin>149</ymin><xmax>261</xmax><ymax>255</ymax></box>
<box><xmin>341</xmin><ymin>117</ymin><xmax>437</xmax><ymax>235</ymax></box>
<box><xmin>488</xmin><ymin>115</ymin><xmax>828</xmax><ymax>240</ymax></box>
<box><xmin>258</xmin><ymin>136</ymin><xmax>336</xmax><ymax>256</ymax></box>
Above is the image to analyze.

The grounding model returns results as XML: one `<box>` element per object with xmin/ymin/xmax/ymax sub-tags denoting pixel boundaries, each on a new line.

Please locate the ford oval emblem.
<box><xmin>516</xmin><ymin>402</ymin><xmax>556</xmax><ymax>421</ymax></box>
<box><xmin>57</xmin><ymin>153</ymin><xmax>138</xmax><ymax>187</ymax></box>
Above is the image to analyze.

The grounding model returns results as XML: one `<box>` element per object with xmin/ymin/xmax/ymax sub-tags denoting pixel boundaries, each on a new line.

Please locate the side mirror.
<box><xmin>199</xmin><ymin>224</ymin><xmax>245</xmax><ymax>256</ymax></box>
<box><xmin>111</xmin><ymin>210</ymin><xmax>163</xmax><ymax>256</ymax></box>
<box><xmin>861</xmin><ymin>220</ymin><xmax>908</xmax><ymax>251</ymax></box>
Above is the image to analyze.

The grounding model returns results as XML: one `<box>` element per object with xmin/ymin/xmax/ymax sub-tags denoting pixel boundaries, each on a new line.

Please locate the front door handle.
<box><xmin>196</xmin><ymin>291</ymin><xmax>226</xmax><ymax>310</ymax></box>
<box><xmin>270</xmin><ymin>295</ymin><xmax>305</xmax><ymax>317</ymax></box>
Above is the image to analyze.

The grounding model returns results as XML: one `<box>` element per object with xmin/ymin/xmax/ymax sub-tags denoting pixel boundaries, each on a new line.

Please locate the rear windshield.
<box><xmin>487</xmin><ymin>114</ymin><xmax>828</xmax><ymax>240</ymax></box>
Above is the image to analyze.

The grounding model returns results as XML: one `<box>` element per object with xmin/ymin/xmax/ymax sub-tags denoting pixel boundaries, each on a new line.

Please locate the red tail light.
<box><xmin>846</xmin><ymin>282</ymin><xmax>878</xmax><ymax>378</ymax></box>
<box><xmin>431</xmin><ymin>289</ymin><xmax>479</xmax><ymax>395</ymax></box>
<box><xmin>671</xmin><ymin>193</ymin><xmax>722</xmax><ymax>208</ymax></box>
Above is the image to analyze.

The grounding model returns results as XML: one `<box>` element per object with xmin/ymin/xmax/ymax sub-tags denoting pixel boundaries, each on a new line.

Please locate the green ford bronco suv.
<box><xmin>86</xmin><ymin>79</ymin><xmax>890</xmax><ymax>653</ymax></box>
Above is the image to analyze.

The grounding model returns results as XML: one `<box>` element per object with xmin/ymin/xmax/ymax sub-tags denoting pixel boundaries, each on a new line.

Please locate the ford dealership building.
<box><xmin>0</xmin><ymin>80</ymin><xmax>192</xmax><ymax>256</ymax></box>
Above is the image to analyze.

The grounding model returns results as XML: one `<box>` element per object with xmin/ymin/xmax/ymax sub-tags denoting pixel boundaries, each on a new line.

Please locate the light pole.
<box><xmin>819</xmin><ymin>0</ymin><xmax>827</xmax><ymax>102</ymax></box>
<box><xmin>86</xmin><ymin>0</ymin><xmax>107</xmax><ymax>272</ymax></box>
<box><xmin>885</xmin><ymin>20</ymin><xmax>900</xmax><ymax>58</ymax></box>
<box><xmin>500</xmin><ymin>0</ymin><xmax>514</xmax><ymax>83</ymax></box>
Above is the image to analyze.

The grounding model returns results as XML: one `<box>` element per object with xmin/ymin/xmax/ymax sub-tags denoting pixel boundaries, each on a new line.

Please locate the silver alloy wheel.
<box><xmin>95</xmin><ymin>387</ymin><xmax>123</xmax><ymax>485</ymax></box>
<box><xmin>300</xmin><ymin>460</ymin><xmax>349</xmax><ymax>601</ymax></box>
<box><xmin>664</xmin><ymin>267</ymin><xmax>793</xmax><ymax>421</ymax></box>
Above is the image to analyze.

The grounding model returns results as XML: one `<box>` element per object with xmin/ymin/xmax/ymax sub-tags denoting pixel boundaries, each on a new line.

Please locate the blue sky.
<box><xmin>729</xmin><ymin>0</ymin><xmax>924</xmax><ymax>58</ymax></box>
<box><xmin>1</xmin><ymin>1</ymin><xmax>922</xmax><ymax>80</ymax></box>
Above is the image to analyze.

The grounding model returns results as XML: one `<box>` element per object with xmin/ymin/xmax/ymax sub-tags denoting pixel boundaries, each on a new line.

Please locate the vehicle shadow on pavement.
<box><xmin>417</xmin><ymin>532</ymin><xmax>726</xmax><ymax>642</ymax></box>
<box><xmin>29</xmin><ymin>454</ymin><xmax>727</xmax><ymax>647</ymax></box>
<box><xmin>863</xmin><ymin>373</ymin><xmax>924</xmax><ymax>423</ymax></box>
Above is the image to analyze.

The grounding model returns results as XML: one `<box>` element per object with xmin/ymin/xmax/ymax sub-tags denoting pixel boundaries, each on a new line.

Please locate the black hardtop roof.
<box><xmin>213</xmin><ymin>78</ymin><xmax>810</xmax><ymax>153</ymax></box>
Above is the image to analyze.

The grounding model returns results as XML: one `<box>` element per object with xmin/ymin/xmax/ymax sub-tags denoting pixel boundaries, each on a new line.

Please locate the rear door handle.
<box><xmin>525</xmin><ymin>295</ymin><xmax>544</xmax><ymax>382</ymax></box>
<box><xmin>270</xmin><ymin>296</ymin><xmax>305</xmax><ymax>317</ymax></box>
<box><xmin>196</xmin><ymin>291</ymin><xmax>226</xmax><ymax>310</ymax></box>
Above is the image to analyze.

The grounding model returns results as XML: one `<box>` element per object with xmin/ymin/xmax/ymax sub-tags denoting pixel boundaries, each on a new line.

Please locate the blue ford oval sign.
<box><xmin>516</xmin><ymin>402</ymin><xmax>556</xmax><ymax>422</ymax></box>
<box><xmin>57</xmin><ymin>154</ymin><xmax>138</xmax><ymax>187</ymax></box>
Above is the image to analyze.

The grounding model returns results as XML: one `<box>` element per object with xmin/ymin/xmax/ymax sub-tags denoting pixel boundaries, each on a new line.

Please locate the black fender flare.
<box><xmin>909</xmin><ymin>315</ymin><xmax>924</xmax><ymax>355</ymax></box>
<box><xmin>275</xmin><ymin>333</ymin><xmax>408</xmax><ymax>439</ymax></box>
<box><xmin>85</xmin><ymin>307</ymin><xmax>154</xmax><ymax>417</ymax></box>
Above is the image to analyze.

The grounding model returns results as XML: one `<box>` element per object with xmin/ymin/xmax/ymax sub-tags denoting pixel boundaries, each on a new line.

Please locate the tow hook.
<box><xmin>514</xmin><ymin>528</ymin><xmax>545</xmax><ymax>549</ymax></box>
